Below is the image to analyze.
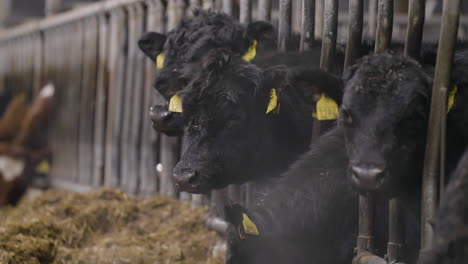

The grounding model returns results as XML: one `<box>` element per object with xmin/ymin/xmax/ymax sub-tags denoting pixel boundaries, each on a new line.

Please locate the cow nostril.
<box><xmin>351</xmin><ymin>165</ymin><xmax>385</xmax><ymax>187</ymax></box>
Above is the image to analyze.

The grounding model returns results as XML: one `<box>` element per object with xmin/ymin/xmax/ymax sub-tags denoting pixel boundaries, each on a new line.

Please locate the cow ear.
<box><xmin>245</xmin><ymin>21</ymin><xmax>275</xmax><ymax>41</ymax></box>
<box><xmin>224</xmin><ymin>202</ymin><xmax>245</xmax><ymax>226</ymax></box>
<box><xmin>138</xmin><ymin>32</ymin><xmax>166</xmax><ymax>62</ymax></box>
<box><xmin>293</xmin><ymin>68</ymin><xmax>344</xmax><ymax>105</ymax></box>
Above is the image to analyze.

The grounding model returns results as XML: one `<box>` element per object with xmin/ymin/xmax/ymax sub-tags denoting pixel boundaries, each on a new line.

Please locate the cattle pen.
<box><xmin>0</xmin><ymin>0</ymin><xmax>468</xmax><ymax>263</ymax></box>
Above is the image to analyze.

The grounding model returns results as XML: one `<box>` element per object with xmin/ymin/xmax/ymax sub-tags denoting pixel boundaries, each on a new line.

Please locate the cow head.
<box><xmin>342</xmin><ymin>53</ymin><xmax>432</xmax><ymax>197</ymax></box>
<box><xmin>170</xmin><ymin>50</ymin><xmax>270</xmax><ymax>193</ymax></box>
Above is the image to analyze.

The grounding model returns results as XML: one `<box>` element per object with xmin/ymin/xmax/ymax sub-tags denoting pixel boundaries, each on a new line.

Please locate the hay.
<box><xmin>0</xmin><ymin>188</ymin><xmax>225</xmax><ymax>264</ymax></box>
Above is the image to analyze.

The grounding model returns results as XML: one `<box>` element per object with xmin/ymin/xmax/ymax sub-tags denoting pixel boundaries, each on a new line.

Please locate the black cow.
<box><xmin>224</xmin><ymin>127</ymin><xmax>359</xmax><ymax>264</ymax></box>
<box><xmin>168</xmin><ymin>48</ymin><xmax>342</xmax><ymax>193</ymax></box>
<box><xmin>417</xmin><ymin>148</ymin><xmax>468</xmax><ymax>264</ymax></box>
<box><xmin>343</xmin><ymin>50</ymin><xmax>468</xmax><ymax>198</ymax></box>
<box><xmin>339</xmin><ymin>51</ymin><xmax>468</xmax><ymax>262</ymax></box>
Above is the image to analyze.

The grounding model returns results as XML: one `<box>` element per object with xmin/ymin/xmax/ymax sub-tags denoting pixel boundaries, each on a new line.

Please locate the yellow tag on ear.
<box><xmin>169</xmin><ymin>95</ymin><xmax>183</xmax><ymax>113</ymax></box>
<box><xmin>242</xmin><ymin>40</ymin><xmax>257</xmax><ymax>62</ymax></box>
<box><xmin>447</xmin><ymin>84</ymin><xmax>458</xmax><ymax>113</ymax></box>
<box><xmin>156</xmin><ymin>53</ymin><xmax>165</xmax><ymax>69</ymax></box>
<box><xmin>266</xmin><ymin>88</ymin><xmax>280</xmax><ymax>114</ymax></box>
<box><xmin>35</xmin><ymin>160</ymin><xmax>50</xmax><ymax>174</ymax></box>
<box><xmin>242</xmin><ymin>213</ymin><xmax>259</xmax><ymax>236</ymax></box>
<box><xmin>316</xmin><ymin>94</ymin><xmax>339</xmax><ymax>120</ymax></box>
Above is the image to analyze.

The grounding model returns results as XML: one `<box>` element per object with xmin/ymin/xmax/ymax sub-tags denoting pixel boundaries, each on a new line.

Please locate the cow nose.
<box><xmin>149</xmin><ymin>106</ymin><xmax>172</xmax><ymax>123</ymax></box>
<box><xmin>174</xmin><ymin>170</ymin><xmax>199</xmax><ymax>191</ymax></box>
<box><xmin>351</xmin><ymin>165</ymin><xmax>385</xmax><ymax>189</ymax></box>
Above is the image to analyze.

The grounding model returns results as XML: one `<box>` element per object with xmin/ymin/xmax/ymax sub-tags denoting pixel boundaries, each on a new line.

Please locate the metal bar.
<box><xmin>300</xmin><ymin>0</ymin><xmax>315</xmax><ymax>51</ymax></box>
<box><xmin>240</xmin><ymin>0</ymin><xmax>252</xmax><ymax>24</ymax></box>
<box><xmin>258</xmin><ymin>0</ymin><xmax>271</xmax><ymax>21</ymax></box>
<box><xmin>222</xmin><ymin>0</ymin><xmax>233</xmax><ymax>15</ymax></box>
<box><xmin>356</xmin><ymin>195</ymin><xmax>375</xmax><ymax>254</ymax></box>
<box><xmin>368</xmin><ymin>0</ymin><xmax>378</xmax><ymax>39</ymax></box>
<box><xmin>319</xmin><ymin>0</ymin><xmax>338</xmax><ymax>72</ymax></box>
<box><xmin>314</xmin><ymin>0</ymin><xmax>323</xmax><ymax>39</ymax></box>
<box><xmin>93</xmin><ymin>13</ymin><xmax>109</xmax><ymax>188</ymax></box>
<box><xmin>104</xmin><ymin>9</ymin><xmax>127</xmax><ymax>187</ymax></box>
<box><xmin>374</xmin><ymin>0</ymin><xmax>394</xmax><ymax>53</ymax></box>
<box><xmin>78</xmin><ymin>16</ymin><xmax>99</xmax><ymax>186</ymax></box>
<box><xmin>387</xmin><ymin>198</ymin><xmax>404</xmax><ymax>262</ymax></box>
<box><xmin>420</xmin><ymin>0</ymin><xmax>461</xmax><ymax>252</ymax></box>
<box><xmin>278</xmin><ymin>0</ymin><xmax>292</xmax><ymax>51</ymax></box>
<box><xmin>404</xmin><ymin>0</ymin><xmax>425</xmax><ymax>59</ymax></box>
<box><xmin>344</xmin><ymin>0</ymin><xmax>364</xmax><ymax>69</ymax></box>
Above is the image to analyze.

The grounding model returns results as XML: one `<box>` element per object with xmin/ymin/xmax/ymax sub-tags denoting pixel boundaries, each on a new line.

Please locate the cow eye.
<box><xmin>340</xmin><ymin>107</ymin><xmax>353</xmax><ymax>125</ymax></box>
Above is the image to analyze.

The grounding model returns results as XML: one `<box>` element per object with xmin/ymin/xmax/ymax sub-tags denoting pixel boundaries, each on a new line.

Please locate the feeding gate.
<box><xmin>0</xmin><ymin>0</ymin><xmax>467</xmax><ymax>262</ymax></box>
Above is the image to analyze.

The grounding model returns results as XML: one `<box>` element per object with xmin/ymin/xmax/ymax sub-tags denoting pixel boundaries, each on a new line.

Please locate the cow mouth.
<box><xmin>175</xmin><ymin>179</ymin><xmax>211</xmax><ymax>194</ymax></box>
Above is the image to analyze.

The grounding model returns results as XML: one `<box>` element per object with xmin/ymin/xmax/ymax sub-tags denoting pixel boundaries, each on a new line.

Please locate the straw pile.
<box><xmin>0</xmin><ymin>188</ymin><xmax>225</xmax><ymax>264</ymax></box>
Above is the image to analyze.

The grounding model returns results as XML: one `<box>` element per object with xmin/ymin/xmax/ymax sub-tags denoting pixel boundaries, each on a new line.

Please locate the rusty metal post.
<box><xmin>404</xmin><ymin>0</ymin><xmax>425</xmax><ymax>59</ymax></box>
<box><xmin>278</xmin><ymin>0</ymin><xmax>292</xmax><ymax>51</ymax></box>
<box><xmin>300</xmin><ymin>0</ymin><xmax>315</xmax><ymax>51</ymax></box>
<box><xmin>258</xmin><ymin>0</ymin><xmax>271</xmax><ymax>21</ymax></box>
<box><xmin>344</xmin><ymin>0</ymin><xmax>364</xmax><ymax>68</ymax></box>
<box><xmin>314</xmin><ymin>0</ymin><xmax>323</xmax><ymax>39</ymax></box>
<box><xmin>240</xmin><ymin>0</ymin><xmax>252</xmax><ymax>24</ymax></box>
<box><xmin>319</xmin><ymin>0</ymin><xmax>338</xmax><ymax>72</ymax></box>
<box><xmin>420</xmin><ymin>0</ymin><xmax>461</xmax><ymax>254</ymax></box>
<box><xmin>374</xmin><ymin>0</ymin><xmax>394</xmax><ymax>53</ymax></box>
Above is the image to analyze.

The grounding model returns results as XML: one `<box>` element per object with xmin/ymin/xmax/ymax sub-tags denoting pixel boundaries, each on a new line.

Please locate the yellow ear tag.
<box><xmin>447</xmin><ymin>84</ymin><xmax>458</xmax><ymax>113</ymax></box>
<box><xmin>242</xmin><ymin>213</ymin><xmax>259</xmax><ymax>236</ymax></box>
<box><xmin>35</xmin><ymin>160</ymin><xmax>50</xmax><ymax>174</ymax></box>
<box><xmin>156</xmin><ymin>53</ymin><xmax>165</xmax><ymax>69</ymax></box>
<box><xmin>266</xmin><ymin>88</ymin><xmax>280</xmax><ymax>114</ymax></box>
<box><xmin>169</xmin><ymin>95</ymin><xmax>183</xmax><ymax>113</ymax></box>
<box><xmin>316</xmin><ymin>94</ymin><xmax>339</xmax><ymax>120</ymax></box>
<box><xmin>242</xmin><ymin>40</ymin><xmax>257</xmax><ymax>62</ymax></box>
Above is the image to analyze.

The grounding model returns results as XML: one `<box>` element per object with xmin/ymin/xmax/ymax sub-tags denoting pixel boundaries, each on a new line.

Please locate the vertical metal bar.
<box><xmin>319</xmin><ymin>0</ymin><xmax>338</xmax><ymax>72</ymax></box>
<box><xmin>79</xmin><ymin>16</ymin><xmax>99</xmax><ymax>186</ymax></box>
<box><xmin>93</xmin><ymin>13</ymin><xmax>109</xmax><ymax>188</ymax></box>
<box><xmin>374</xmin><ymin>0</ymin><xmax>394</xmax><ymax>53</ymax></box>
<box><xmin>387</xmin><ymin>198</ymin><xmax>404</xmax><ymax>262</ymax></box>
<box><xmin>258</xmin><ymin>0</ymin><xmax>271</xmax><ymax>21</ymax></box>
<box><xmin>104</xmin><ymin>9</ymin><xmax>127</xmax><ymax>188</ymax></box>
<box><xmin>222</xmin><ymin>0</ymin><xmax>233</xmax><ymax>15</ymax></box>
<box><xmin>240</xmin><ymin>0</ymin><xmax>252</xmax><ymax>24</ymax></box>
<box><xmin>292</xmin><ymin>0</ymin><xmax>302</xmax><ymax>33</ymax></box>
<box><xmin>356</xmin><ymin>196</ymin><xmax>375</xmax><ymax>254</ymax></box>
<box><xmin>368</xmin><ymin>0</ymin><xmax>378</xmax><ymax>38</ymax></box>
<box><xmin>404</xmin><ymin>0</ymin><xmax>425</xmax><ymax>59</ymax></box>
<box><xmin>344</xmin><ymin>0</ymin><xmax>364</xmax><ymax>69</ymax></box>
<box><xmin>300</xmin><ymin>0</ymin><xmax>315</xmax><ymax>51</ymax></box>
<box><xmin>190</xmin><ymin>0</ymin><xmax>202</xmax><ymax>9</ymax></box>
<box><xmin>278</xmin><ymin>0</ymin><xmax>292</xmax><ymax>51</ymax></box>
<box><xmin>314</xmin><ymin>0</ymin><xmax>323</xmax><ymax>39</ymax></box>
<box><xmin>421</xmin><ymin>0</ymin><xmax>461</xmax><ymax>252</ymax></box>
<box><xmin>45</xmin><ymin>0</ymin><xmax>62</xmax><ymax>16</ymax></box>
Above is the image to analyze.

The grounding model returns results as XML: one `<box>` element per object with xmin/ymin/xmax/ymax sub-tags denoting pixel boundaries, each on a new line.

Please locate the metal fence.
<box><xmin>0</xmin><ymin>0</ymin><xmax>465</xmax><ymax>262</ymax></box>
